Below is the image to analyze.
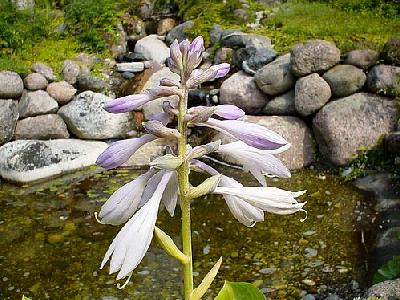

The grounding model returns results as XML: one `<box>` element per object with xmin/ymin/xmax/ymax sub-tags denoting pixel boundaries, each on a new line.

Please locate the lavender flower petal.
<box><xmin>98</xmin><ymin>169</ymin><xmax>157</xmax><ymax>225</ymax></box>
<box><xmin>105</xmin><ymin>94</ymin><xmax>152</xmax><ymax>113</ymax></box>
<box><xmin>101</xmin><ymin>172</ymin><xmax>173</xmax><ymax>281</ymax></box>
<box><xmin>218</xmin><ymin>141</ymin><xmax>290</xmax><ymax>186</ymax></box>
<box><xmin>199</xmin><ymin>118</ymin><xmax>288</xmax><ymax>150</ymax></box>
<box><xmin>170</xmin><ymin>40</ymin><xmax>183</xmax><ymax>70</ymax></box>
<box><xmin>214</xmin><ymin>105</ymin><xmax>245</xmax><ymax>120</ymax></box>
<box><xmin>96</xmin><ymin>134</ymin><xmax>156</xmax><ymax>169</ymax></box>
<box><xmin>211</xmin><ymin>63</ymin><xmax>230</xmax><ymax>78</ymax></box>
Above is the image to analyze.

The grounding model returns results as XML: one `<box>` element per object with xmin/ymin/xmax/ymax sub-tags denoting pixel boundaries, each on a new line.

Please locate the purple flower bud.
<box><xmin>214</xmin><ymin>105</ymin><xmax>245</xmax><ymax>120</ymax></box>
<box><xmin>211</xmin><ymin>63</ymin><xmax>230</xmax><ymax>78</ymax></box>
<box><xmin>170</xmin><ymin>40</ymin><xmax>183</xmax><ymax>71</ymax></box>
<box><xmin>199</xmin><ymin>118</ymin><xmax>288</xmax><ymax>150</ymax></box>
<box><xmin>143</xmin><ymin>120</ymin><xmax>181</xmax><ymax>139</ymax></box>
<box><xmin>150</xmin><ymin>112</ymin><xmax>171</xmax><ymax>125</ymax></box>
<box><xmin>186</xmin><ymin>36</ymin><xmax>204</xmax><ymax>74</ymax></box>
<box><xmin>105</xmin><ymin>94</ymin><xmax>152</xmax><ymax>113</ymax></box>
<box><xmin>96</xmin><ymin>134</ymin><xmax>156</xmax><ymax>169</ymax></box>
<box><xmin>166</xmin><ymin>57</ymin><xmax>180</xmax><ymax>74</ymax></box>
<box><xmin>148</xmin><ymin>86</ymin><xmax>181</xmax><ymax>98</ymax></box>
<box><xmin>179</xmin><ymin>40</ymin><xmax>190</xmax><ymax>60</ymax></box>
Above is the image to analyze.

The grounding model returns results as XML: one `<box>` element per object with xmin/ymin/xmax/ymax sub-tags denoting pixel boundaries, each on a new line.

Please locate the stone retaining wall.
<box><xmin>0</xmin><ymin>22</ymin><xmax>399</xmax><ymax>183</ymax></box>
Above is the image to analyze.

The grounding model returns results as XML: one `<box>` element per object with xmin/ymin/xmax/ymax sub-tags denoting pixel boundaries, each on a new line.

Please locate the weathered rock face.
<box><xmin>313</xmin><ymin>93</ymin><xmax>399</xmax><ymax>165</ymax></box>
<box><xmin>23</xmin><ymin>73</ymin><xmax>48</xmax><ymax>91</ymax></box>
<box><xmin>255</xmin><ymin>54</ymin><xmax>296</xmax><ymax>96</ymax></box>
<box><xmin>46</xmin><ymin>81</ymin><xmax>77</xmax><ymax>104</ymax></box>
<box><xmin>62</xmin><ymin>60</ymin><xmax>81</xmax><ymax>85</ymax></box>
<box><xmin>0</xmin><ymin>100</ymin><xmax>19</xmax><ymax>145</ymax></box>
<box><xmin>18</xmin><ymin>90</ymin><xmax>59</xmax><ymax>117</ymax></box>
<box><xmin>219</xmin><ymin>71</ymin><xmax>269</xmax><ymax>114</ymax></box>
<box><xmin>76</xmin><ymin>74</ymin><xmax>105</xmax><ymax>92</ymax></box>
<box><xmin>367</xmin><ymin>65</ymin><xmax>400</xmax><ymax>97</ymax></box>
<box><xmin>0</xmin><ymin>139</ymin><xmax>107</xmax><ymax>183</ymax></box>
<box><xmin>368</xmin><ymin>278</ymin><xmax>400</xmax><ymax>299</ymax></box>
<box><xmin>140</xmin><ymin>67</ymin><xmax>180</xmax><ymax>120</ymax></box>
<box><xmin>134</xmin><ymin>35</ymin><xmax>170</xmax><ymax>63</ymax></box>
<box><xmin>290</xmin><ymin>40</ymin><xmax>340</xmax><ymax>76</ymax></box>
<box><xmin>344</xmin><ymin>49</ymin><xmax>379</xmax><ymax>69</ymax></box>
<box><xmin>233</xmin><ymin>47</ymin><xmax>277</xmax><ymax>74</ymax></box>
<box><xmin>165</xmin><ymin>21</ymin><xmax>194</xmax><ymax>45</ymax></box>
<box><xmin>295</xmin><ymin>73</ymin><xmax>331</xmax><ymax>116</ymax></box>
<box><xmin>382</xmin><ymin>37</ymin><xmax>400</xmax><ymax>66</ymax></box>
<box><xmin>208</xmin><ymin>116</ymin><xmax>315</xmax><ymax>170</ymax></box>
<box><xmin>323</xmin><ymin>65</ymin><xmax>366</xmax><ymax>97</ymax></box>
<box><xmin>221</xmin><ymin>30</ymin><xmax>271</xmax><ymax>49</ymax></box>
<box><xmin>0</xmin><ymin>71</ymin><xmax>24</xmax><ymax>98</ymax></box>
<box><xmin>31</xmin><ymin>62</ymin><xmax>55</xmax><ymax>82</ymax></box>
<box><xmin>58</xmin><ymin>91</ymin><xmax>136</xmax><ymax>139</ymax></box>
<box><xmin>15</xmin><ymin>114</ymin><xmax>69</xmax><ymax>140</ymax></box>
<box><xmin>262</xmin><ymin>90</ymin><xmax>296</xmax><ymax>115</ymax></box>
<box><xmin>157</xmin><ymin>18</ymin><xmax>177</xmax><ymax>36</ymax></box>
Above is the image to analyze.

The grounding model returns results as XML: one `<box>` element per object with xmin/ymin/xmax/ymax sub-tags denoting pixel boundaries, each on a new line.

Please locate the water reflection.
<box><xmin>0</xmin><ymin>165</ymin><xmax>374</xmax><ymax>299</ymax></box>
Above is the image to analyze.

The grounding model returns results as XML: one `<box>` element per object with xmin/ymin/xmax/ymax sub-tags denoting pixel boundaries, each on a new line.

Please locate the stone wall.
<box><xmin>0</xmin><ymin>21</ymin><xmax>399</xmax><ymax>183</ymax></box>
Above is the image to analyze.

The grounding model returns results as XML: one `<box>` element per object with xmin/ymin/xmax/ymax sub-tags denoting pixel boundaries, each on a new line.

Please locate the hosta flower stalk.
<box><xmin>96</xmin><ymin>36</ymin><xmax>307</xmax><ymax>299</ymax></box>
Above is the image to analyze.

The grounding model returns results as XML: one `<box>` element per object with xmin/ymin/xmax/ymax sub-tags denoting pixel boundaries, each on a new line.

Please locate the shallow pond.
<box><xmin>0</xmin><ymin>164</ymin><xmax>376</xmax><ymax>299</ymax></box>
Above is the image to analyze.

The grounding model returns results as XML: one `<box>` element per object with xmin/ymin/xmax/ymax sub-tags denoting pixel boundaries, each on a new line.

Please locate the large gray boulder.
<box><xmin>18</xmin><ymin>90</ymin><xmax>59</xmax><ymax>117</ymax></box>
<box><xmin>0</xmin><ymin>139</ymin><xmax>107</xmax><ymax>183</ymax></box>
<box><xmin>255</xmin><ymin>54</ymin><xmax>296</xmax><ymax>96</ymax></box>
<box><xmin>15</xmin><ymin>114</ymin><xmax>69</xmax><ymax>140</ymax></box>
<box><xmin>58</xmin><ymin>91</ymin><xmax>136</xmax><ymax>139</ymax></box>
<box><xmin>219</xmin><ymin>71</ymin><xmax>269</xmax><ymax>114</ymax></box>
<box><xmin>0</xmin><ymin>100</ymin><xmax>18</xmax><ymax>145</ymax></box>
<box><xmin>23</xmin><ymin>73</ymin><xmax>48</xmax><ymax>91</ymax></box>
<box><xmin>290</xmin><ymin>40</ymin><xmax>340</xmax><ymax>76</ymax></box>
<box><xmin>295</xmin><ymin>73</ymin><xmax>331</xmax><ymax>116</ymax></box>
<box><xmin>344</xmin><ymin>49</ymin><xmax>379</xmax><ymax>69</ymax></box>
<box><xmin>165</xmin><ymin>21</ymin><xmax>194</xmax><ymax>45</ymax></box>
<box><xmin>0</xmin><ymin>71</ymin><xmax>24</xmax><ymax>98</ymax></box>
<box><xmin>262</xmin><ymin>90</ymin><xmax>296</xmax><ymax>115</ymax></box>
<box><xmin>323</xmin><ymin>65</ymin><xmax>366</xmax><ymax>97</ymax></box>
<box><xmin>367</xmin><ymin>65</ymin><xmax>400</xmax><ymax>97</ymax></box>
<box><xmin>208</xmin><ymin>115</ymin><xmax>315</xmax><ymax>170</ymax></box>
<box><xmin>141</xmin><ymin>67</ymin><xmax>180</xmax><ymax>120</ymax></box>
<box><xmin>134</xmin><ymin>35</ymin><xmax>170</xmax><ymax>64</ymax></box>
<box><xmin>313</xmin><ymin>93</ymin><xmax>399</xmax><ymax>165</ymax></box>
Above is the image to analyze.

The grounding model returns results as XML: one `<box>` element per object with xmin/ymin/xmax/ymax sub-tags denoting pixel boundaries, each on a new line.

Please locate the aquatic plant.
<box><xmin>96</xmin><ymin>36</ymin><xmax>306</xmax><ymax>298</ymax></box>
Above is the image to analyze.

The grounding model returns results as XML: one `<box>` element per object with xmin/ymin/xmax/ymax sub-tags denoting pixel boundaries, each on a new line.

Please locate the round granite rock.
<box><xmin>0</xmin><ymin>71</ymin><xmax>24</xmax><ymax>98</ymax></box>
<box><xmin>323</xmin><ymin>65</ymin><xmax>366</xmax><ymax>97</ymax></box>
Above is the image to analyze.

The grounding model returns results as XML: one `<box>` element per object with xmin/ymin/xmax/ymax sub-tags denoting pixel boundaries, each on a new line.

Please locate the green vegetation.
<box><xmin>176</xmin><ymin>0</ymin><xmax>400</xmax><ymax>52</ymax></box>
<box><xmin>373</xmin><ymin>255</ymin><xmax>400</xmax><ymax>284</ymax></box>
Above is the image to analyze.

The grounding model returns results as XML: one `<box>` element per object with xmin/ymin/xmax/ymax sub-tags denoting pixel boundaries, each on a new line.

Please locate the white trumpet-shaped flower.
<box><xmin>98</xmin><ymin>168</ymin><xmax>157</xmax><ymax>225</ymax></box>
<box><xmin>100</xmin><ymin>171</ymin><xmax>173</xmax><ymax>284</ymax></box>
<box><xmin>217</xmin><ymin>141</ymin><xmax>291</xmax><ymax>186</ymax></box>
<box><xmin>213</xmin><ymin>186</ymin><xmax>307</xmax><ymax>217</ymax></box>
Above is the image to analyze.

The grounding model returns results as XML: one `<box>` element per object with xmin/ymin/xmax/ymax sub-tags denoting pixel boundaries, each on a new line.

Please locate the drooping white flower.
<box><xmin>213</xmin><ymin>186</ymin><xmax>306</xmax><ymax>216</ymax></box>
<box><xmin>217</xmin><ymin>141</ymin><xmax>291</xmax><ymax>186</ymax></box>
<box><xmin>98</xmin><ymin>168</ymin><xmax>157</xmax><ymax>225</ymax></box>
<box><xmin>100</xmin><ymin>171</ymin><xmax>173</xmax><ymax>284</ymax></box>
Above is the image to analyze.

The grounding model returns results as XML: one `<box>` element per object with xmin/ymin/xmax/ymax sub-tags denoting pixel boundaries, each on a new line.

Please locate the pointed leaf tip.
<box><xmin>187</xmin><ymin>174</ymin><xmax>222</xmax><ymax>200</ymax></box>
<box><xmin>191</xmin><ymin>257</ymin><xmax>222</xmax><ymax>300</ymax></box>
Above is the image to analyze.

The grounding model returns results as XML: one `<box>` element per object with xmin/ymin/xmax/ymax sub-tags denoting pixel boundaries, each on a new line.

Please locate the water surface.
<box><xmin>0</xmin><ymin>165</ymin><xmax>374</xmax><ymax>299</ymax></box>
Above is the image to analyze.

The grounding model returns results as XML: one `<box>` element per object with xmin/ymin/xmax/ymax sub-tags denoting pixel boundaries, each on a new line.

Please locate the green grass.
<box><xmin>176</xmin><ymin>0</ymin><xmax>400</xmax><ymax>53</ymax></box>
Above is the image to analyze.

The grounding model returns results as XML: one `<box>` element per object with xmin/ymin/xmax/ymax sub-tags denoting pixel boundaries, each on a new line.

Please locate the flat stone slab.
<box><xmin>0</xmin><ymin>139</ymin><xmax>107</xmax><ymax>183</ymax></box>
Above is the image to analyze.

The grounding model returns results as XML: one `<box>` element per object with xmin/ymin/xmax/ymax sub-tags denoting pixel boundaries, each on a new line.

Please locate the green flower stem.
<box><xmin>177</xmin><ymin>85</ymin><xmax>193</xmax><ymax>300</ymax></box>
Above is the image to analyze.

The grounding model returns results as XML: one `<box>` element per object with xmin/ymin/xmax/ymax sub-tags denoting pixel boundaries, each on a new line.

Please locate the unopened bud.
<box><xmin>154</xmin><ymin>227</ymin><xmax>189</xmax><ymax>264</ymax></box>
<box><xmin>148</xmin><ymin>86</ymin><xmax>181</xmax><ymax>98</ymax></box>
<box><xmin>160</xmin><ymin>78</ymin><xmax>180</xmax><ymax>87</ymax></box>
<box><xmin>185</xmin><ymin>140</ymin><xmax>221</xmax><ymax>161</ymax></box>
<box><xmin>143</xmin><ymin>120</ymin><xmax>181</xmax><ymax>139</ymax></box>
<box><xmin>163</xmin><ymin>101</ymin><xmax>179</xmax><ymax>116</ymax></box>
<box><xmin>150</xmin><ymin>154</ymin><xmax>183</xmax><ymax>170</ymax></box>
<box><xmin>187</xmin><ymin>174</ymin><xmax>222</xmax><ymax>200</ymax></box>
<box><xmin>184</xmin><ymin>106</ymin><xmax>217</xmax><ymax>123</ymax></box>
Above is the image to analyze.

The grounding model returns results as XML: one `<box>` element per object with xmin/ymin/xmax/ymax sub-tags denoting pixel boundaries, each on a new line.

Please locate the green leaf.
<box><xmin>22</xmin><ymin>296</ymin><xmax>32</xmax><ymax>300</ymax></box>
<box><xmin>154</xmin><ymin>227</ymin><xmax>189</xmax><ymax>265</ymax></box>
<box><xmin>191</xmin><ymin>257</ymin><xmax>222</xmax><ymax>300</ymax></box>
<box><xmin>215</xmin><ymin>281</ymin><xmax>265</xmax><ymax>300</ymax></box>
<box><xmin>373</xmin><ymin>255</ymin><xmax>400</xmax><ymax>284</ymax></box>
